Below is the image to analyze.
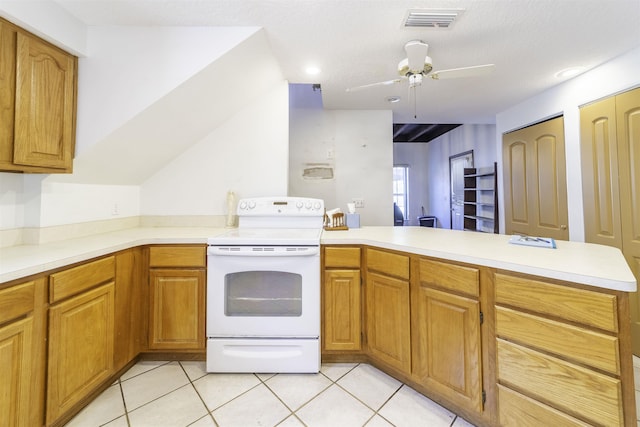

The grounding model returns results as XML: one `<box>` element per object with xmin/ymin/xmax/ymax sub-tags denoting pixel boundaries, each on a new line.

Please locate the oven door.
<box><xmin>206</xmin><ymin>246</ymin><xmax>320</xmax><ymax>338</ymax></box>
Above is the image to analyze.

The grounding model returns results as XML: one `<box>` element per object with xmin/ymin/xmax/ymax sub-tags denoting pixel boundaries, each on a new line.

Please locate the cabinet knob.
<box><xmin>560</xmin><ymin>225</ymin><xmax>567</xmax><ymax>230</ymax></box>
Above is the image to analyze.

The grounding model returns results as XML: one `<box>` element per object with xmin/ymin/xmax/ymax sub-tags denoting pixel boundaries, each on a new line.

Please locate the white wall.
<box><xmin>0</xmin><ymin>15</ymin><xmax>286</xmax><ymax>231</ymax></box>
<box><xmin>0</xmin><ymin>174</ymin><xmax>24</xmax><ymax>229</ymax></box>
<box><xmin>423</xmin><ymin>124</ymin><xmax>497</xmax><ymax>229</ymax></box>
<box><xmin>141</xmin><ymin>82</ymin><xmax>290</xmax><ymax>215</ymax></box>
<box><xmin>0</xmin><ymin>1</ymin><xmax>87</xmax><ymax>55</ymax></box>
<box><xmin>74</xmin><ymin>26</ymin><xmax>259</xmax><ymax>157</ymax></box>
<box><xmin>289</xmin><ymin>109</ymin><xmax>393</xmax><ymax>226</ymax></box>
<box><xmin>496</xmin><ymin>46</ymin><xmax>640</xmax><ymax>241</ymax></box>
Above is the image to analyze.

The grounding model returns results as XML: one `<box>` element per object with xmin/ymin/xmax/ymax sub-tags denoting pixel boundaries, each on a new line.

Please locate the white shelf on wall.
<box><xmin>463</xmin><ymin>163</ymin><xmax>498</xmax><ymax>233</ymax></box>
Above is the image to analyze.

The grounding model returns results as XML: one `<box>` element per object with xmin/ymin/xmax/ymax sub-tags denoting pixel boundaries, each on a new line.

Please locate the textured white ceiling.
<box><xmin>54</xmin><ymin>0</ymin><xmax>640</xmax><ymax>124</ymax></box>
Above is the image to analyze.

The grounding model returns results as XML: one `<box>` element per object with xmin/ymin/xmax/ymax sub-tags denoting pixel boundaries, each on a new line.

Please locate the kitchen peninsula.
<box><xmin>0</xmin><ymin>225</ymin><xmax>636</xmax><ymax>426</ymax></box>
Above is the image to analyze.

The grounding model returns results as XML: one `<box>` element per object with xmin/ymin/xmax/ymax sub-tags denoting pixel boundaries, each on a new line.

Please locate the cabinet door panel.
<box><xmin>413</xmin><ymin>286</ymin><xmax>482</xmax><ymax>412</ymax></box>
<box><xmin>502</xmin><ymin>139</ymin><xmax>530</xmax><ymax>235</ymax></box>
<box><xmin>0</xmin><ymin>19</ymin><xmax>17</xmax><ymax>168</ymax></box>
<box><xmin>323</xmin><ymin>269</ymin><xmax>361</xmax><ymax>351</ymax></box>
<box><xmin>580</xmin><ymin>96</ymin><xmax>622</xmax><ymax>247</ymax></box>
<box><xmin>14</xmin><ymin>32</ymin><xmax>75</xmax><ymax>169</ymax></box>
<box><xmin>47</xmin><ymin>283</ymin><xmax>115</xmax><ymax>424</ymax></box>
<box><xmin>366</xmin><ymin>272</ymin><xmax>410</xmax><ymax>373</ymax></box>
<box><xmin>149</xmin><ymin>269</ymin><xmax>205</xmax><ymax>350</ymax></box>
<box><xmin>0</xmin><ymin>317</ymin><xmax>33</xmax><ymax>427</ymax></box>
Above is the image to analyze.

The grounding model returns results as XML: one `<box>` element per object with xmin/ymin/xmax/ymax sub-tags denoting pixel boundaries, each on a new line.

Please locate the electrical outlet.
<box><xmin>327</xmin><ymin>149</ymin><xmax>335</xmax><ymax>159</ymax></box>
<box><xmin>353</xmin><ymin>198</ymin><xmax>364</xmax><ymax>208</ymax></box>
<box><xmin>111</xmin><ymin>203</ymin><xmax>119</xmax><ymax>216</ymax></box>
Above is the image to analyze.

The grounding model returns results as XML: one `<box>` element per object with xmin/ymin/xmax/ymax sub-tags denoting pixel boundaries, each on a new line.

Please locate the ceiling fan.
<box><xmin>346</xmin><ymin>40</ymin><xmax>495</xmax><ymax>108</ymax></box>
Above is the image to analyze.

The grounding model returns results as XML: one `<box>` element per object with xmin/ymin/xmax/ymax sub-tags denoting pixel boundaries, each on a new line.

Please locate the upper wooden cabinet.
<box><xmin>0</xmin><ymin>18</ymin><xmax>77</xmax><ymax>173</ymax></box>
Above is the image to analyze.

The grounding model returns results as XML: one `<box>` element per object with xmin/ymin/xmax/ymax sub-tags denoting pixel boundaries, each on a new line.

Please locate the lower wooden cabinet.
<box><xmin>412</xmin><ymin>258</ymin><xmax>483</xmax><ymax>413</ymax></box>
<box><xmin>0</xmin><ymin>277</ymin><xmax>47</xmax><ymax>427</ymax></box>
<box><xmin>47</xmin><ymin>282</ymin><xmax>115</xmax><ymax>424</ymax></box>
<box><xmin>323</xmin><ymin>269</ymin><xmax>361</xmax><ymax>351</ymax></box>
<box><xmin>148</xmin><ymin>246</ymin><xmax>206</xmax><ymax>351</ymax></box>
<box><xmin>114</xmin><ymin>248</ymin><xmax>145</xmax><ymax>371</ymax></box>
<box><xmin>149</xmin><ymin>268</ymin><xmax>205</xmax><ymax>350</ymax></box>
<box><xmin>366</xmin><ymin>248</ymin><xmax>411</xmax><ymax>374</ymax></box>
<box><xmin>46</xmin><ymin>256</ymin><xmax>116</xmax><ymax>425</ymax></box>
<box><xmin>495</xmin><ymin>272</ymin><xmax>634</xmax><ymax>426</ymax></box>
<box><xmin>323</xmin><ymin>246</ymin><xmax>361</xmax><ymax>352</ymax></box>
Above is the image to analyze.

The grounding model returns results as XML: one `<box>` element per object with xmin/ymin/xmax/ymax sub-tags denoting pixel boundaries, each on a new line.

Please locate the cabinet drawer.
<box><xmin>366</xmin><ymin>248</ymin><xmax>409</xmax><ymax>280</ymax></box>
<box><xmin>324</xmin><ymin>246</ymin><xmax>361</xmax><ymax>268</ymax></box>
<box><xmin>496</xmin><ymin>306</ymin><xmax>619</xmax><ymax>374</ymax></box>
<box><xmin>418</xmin><ymin>258</ymin><xmax>479</xmax><ymax>297</ymax></box>
<box><xmin>498</xmin><ymin>385</ymin><xmax>591</xmax><ymax>427</ymax></box>
<box><xmin>495</xmin><ymin>273</ymin><xmax>618</xmax><ymax>332</ymax></box>
<box><xmin>50</xmin><ymin>256</ymin><xmax>115</xmax><ymax>303</ymax></box>
<box><xmin>149</xmin><ymin>246</ymin><xmax>206</xmax><ymax>268</ymax></box>
<box><xmin>0</xmin><ymin>281</ymin><xmax>35</xmax><ymax>324</ymax></box>
<box><xmin>497</xmin><ymin>339</ymin><xmax>623</xmax><ymax>426</ymax></box>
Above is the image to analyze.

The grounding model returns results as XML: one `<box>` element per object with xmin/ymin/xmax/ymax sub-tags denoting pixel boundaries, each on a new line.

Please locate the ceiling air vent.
<box><xmin>404</xmin><ymin>9</ymin><xmax>464</xmax><ymax>28</ymax></box>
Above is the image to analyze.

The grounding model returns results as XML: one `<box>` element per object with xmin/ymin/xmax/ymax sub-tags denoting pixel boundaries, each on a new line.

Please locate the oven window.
<box><xmin>225</xmin><ymin>271</ymin><xmax>302</xmax><ymax>316</ymax></box>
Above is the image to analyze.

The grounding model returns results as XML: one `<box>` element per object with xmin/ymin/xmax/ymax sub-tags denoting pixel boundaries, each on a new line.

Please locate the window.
<box><xmin>393</xmin><ymin>165</ymin><xmax>409</xmax><ymax>219</ymax></box>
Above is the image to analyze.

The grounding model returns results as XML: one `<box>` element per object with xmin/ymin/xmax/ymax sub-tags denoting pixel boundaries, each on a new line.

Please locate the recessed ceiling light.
<box><xmin>305</xmin><ymin>66</ymin><xmax>321</xmax><ymax>75</ymax></box>
<box><xmin>387</xmin><ymin>96</ymin><xmax>401</xmax><ymax>103</ymax></box>
<box><xmin>555</xmin><ymin>66</ymin><xmax>585</xmax><ymax>79</ymax></box>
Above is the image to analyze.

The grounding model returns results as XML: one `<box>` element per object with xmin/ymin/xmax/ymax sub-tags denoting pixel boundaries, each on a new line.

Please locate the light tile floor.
<box><xmin>65</xmin><ymin>361</ymin><xmax>476</xmax><ymax>427</ymax></box>
<box><xmin>65</xmin><ymin>355</ymin><xmax>640</xmax><ymax>427</ymax></box>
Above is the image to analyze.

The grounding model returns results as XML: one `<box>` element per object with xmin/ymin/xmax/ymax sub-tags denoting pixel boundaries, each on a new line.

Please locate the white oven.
<box><xmin>206</xmin><ymin>197</ymin><xmax>324</xmax><ymax>373</ymax></box>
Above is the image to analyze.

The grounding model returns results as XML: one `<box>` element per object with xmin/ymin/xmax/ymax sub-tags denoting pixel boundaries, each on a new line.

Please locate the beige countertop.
<box><xmin>0</xmin><ymin>226</ymin><xmax>636</xmax><ymax>292</ymax></box>
<box><xmin>322</xmin><ymin>226</ymin><xmax>637</xmax><ymax>292</ymax></box>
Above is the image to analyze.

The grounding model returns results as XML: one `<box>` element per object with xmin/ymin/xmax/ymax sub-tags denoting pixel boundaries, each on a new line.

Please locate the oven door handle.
<box><xmin>207</xmin><ymin>246</ymin><xmax>320</xmax><ymax>256</ymax></box>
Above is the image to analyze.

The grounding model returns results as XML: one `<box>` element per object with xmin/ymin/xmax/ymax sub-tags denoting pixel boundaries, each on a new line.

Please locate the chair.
<box><xmin>393</xmin><ymin>203</ymin><xmax>404</xmax><ymax>226</ymax></box>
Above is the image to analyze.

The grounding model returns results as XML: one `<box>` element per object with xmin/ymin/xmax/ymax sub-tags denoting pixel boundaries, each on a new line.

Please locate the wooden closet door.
<box><xmin>502</xmin><ymin>137</ymin><xmax>531</xmax><ymax>236</ymax></box>
<box><xmin>580</xmin><ymin>96</ymin><xmax>623</xmax><ymax>248</ymax></box>
<box><xmin>502</xmin><ymin>117</ymin><xmax>569</xmax><ymax>239</ymax></box>
<box><xmin>616</xmin><ymin>88</ymin><xmax>640</xmax><ymax>353</ymax></box>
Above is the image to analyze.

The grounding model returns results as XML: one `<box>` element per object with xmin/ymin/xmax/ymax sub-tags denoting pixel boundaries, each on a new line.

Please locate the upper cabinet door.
<box><xmin>13</xmin><ymin>32</ymin><xmax>76</xmax><ymax>170</ymax></box>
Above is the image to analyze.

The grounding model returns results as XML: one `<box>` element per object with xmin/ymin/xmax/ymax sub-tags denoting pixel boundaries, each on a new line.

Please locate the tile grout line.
<box><xmin>177</xmin><ymin>362</ymin><xmax>219</xmax><ymax>427</ymax></box>
<box><xmin>119</xmin><ymin>362</ymin><xmax>193</xmax><ymax>421</ymax></box>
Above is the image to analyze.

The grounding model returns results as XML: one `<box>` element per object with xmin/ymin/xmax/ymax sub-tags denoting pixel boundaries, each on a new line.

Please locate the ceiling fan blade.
<box><xmin>346</xmin><ymin>79</ymin><xmax>402</xmax><ymax>92</ymax></box>
<box><xmin>430</xmin><ymin>64</ymin><xmax>495</xmax><ymax>80</ymax></box>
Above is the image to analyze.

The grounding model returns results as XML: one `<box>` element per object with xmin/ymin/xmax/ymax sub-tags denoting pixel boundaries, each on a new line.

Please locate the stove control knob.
<box><xmin>239</xmin><ymin>201</ymin><xmax>247</xmax><ymax>210</ymax></box>
<box><xmin>248</xmin><ymin>200</ymin><xmax>256</xmax><ymax>209</ymax></box>
<box><xmin>305</xmin><ymin>201</ymin><xmax>312</xmax><ymax>209</ymax></box>
<box><xmin>313</xmin><ymin>201</ymin><xmax>322</xmax><ymax>210</ymax></box>
<box><xmin>296</xmin><ymin>201</ymin><xmax>303</xmax><ymax>209</ymax></box>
